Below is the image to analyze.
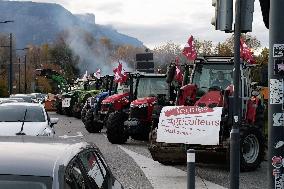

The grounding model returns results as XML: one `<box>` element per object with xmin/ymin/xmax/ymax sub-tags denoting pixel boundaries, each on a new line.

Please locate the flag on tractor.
<box><xmin>94</xmin><ymin>69</ymin><xmax>101</xmax><ymax>79</ymax></box>
<box><xmin>82</xmin><ymin>71</ymin><xmax>88</xmax><ymax>81</ymax></box>
<box><xmin>182</xmin><ymin>35</ymin><xmax>197</xmax><ymax>61</ymax></box>
<box><xmin>113</xmin><ymin>62</ymin><xmax>127</xmax><ymax>83</ymax></box>
<box><xmin>175</xmin><ymin>57</ymin><xmax>183</xmax><ymax>83</ymax></box>
<box><xmin>240</xmin><ymin>38</ymin><xmax>255</xmax><ymax>64</ymax></box>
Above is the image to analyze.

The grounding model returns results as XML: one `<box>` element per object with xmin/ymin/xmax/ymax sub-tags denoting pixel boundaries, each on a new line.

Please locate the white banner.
<box><xmin>62</xmin><ymin>98</ymin><xmax>71</xmax><ymax>108</ymax></box>
<box><xmin>157</xmin><ymin>106</ymin><xmax>222</xmax><ymax>145</ymax></box>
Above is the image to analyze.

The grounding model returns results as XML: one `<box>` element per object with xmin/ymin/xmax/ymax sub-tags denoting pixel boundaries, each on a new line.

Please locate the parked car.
<box><xmin>0</xmin><ymin>136</ymin><xmax>124</xmax><ymax>189</ymax></box>
<box><xmin>10</xmin><ymin>94</ymin><xmax>33</xmax><ymax>103</ymax></box>
<box><xmin>7</xmin><ymin>98</ymin><xmax>25</xmax><ymax>102</ymax></box>
<box><xmin>0</xmin><ymin>102</ymin><xmax>58</xmax><ymax>136</ymax></box>
<box><xmin>0</xmin><ymin>98</ymin><xmax>18</xmax><ymax>104</ymax></box>
<box><xmin>30</xmin><ymin>93</ymin><xmax>46</xmax><ymax>103</ymax></box>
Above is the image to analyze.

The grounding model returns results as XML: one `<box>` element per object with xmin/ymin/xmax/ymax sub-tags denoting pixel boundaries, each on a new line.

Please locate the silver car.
<box><xmin>0</xmin><ymin>136</ymin><xmax>124</xmax><ymax>189</ymax></box>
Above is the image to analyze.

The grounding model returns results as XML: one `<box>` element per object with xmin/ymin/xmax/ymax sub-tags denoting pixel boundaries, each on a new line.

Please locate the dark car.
<box><xmin>0</xmin><ymin>136</ymin><xmax>124</xmax><ymax>189</ymax></box>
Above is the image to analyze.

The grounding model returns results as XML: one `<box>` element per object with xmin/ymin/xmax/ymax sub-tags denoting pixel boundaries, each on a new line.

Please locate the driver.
<box><xmin>211</xmin><ymin>71</ymin><xmax>231</xmax><ymax>89</ymax></box>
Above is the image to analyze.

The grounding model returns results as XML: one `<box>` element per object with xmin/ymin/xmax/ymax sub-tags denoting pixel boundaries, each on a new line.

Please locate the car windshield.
<box><xmin>0</xmin><ymin>175</ymin><xmax>52</xmax><ymax>189</ymax></box>
<box><xmin>136</xmin><ymin>77</ymin><xmax>168</xmax><ymax>98</ymax></box>
<box><xmin>0</xmin><ymin>105</ymin><xmax>45</xmax><ymax>122</ymax></box>
<box><xmin>192</xmin><ymin>64</ymin><xmax>234</xmax><ymax>91</ymax></box>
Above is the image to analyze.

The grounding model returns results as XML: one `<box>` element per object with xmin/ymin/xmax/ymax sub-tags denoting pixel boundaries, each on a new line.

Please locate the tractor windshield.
<box><xmin>192</xmin><ymin>63</ymin><xmax>234</xmax><ymax>92</ymax></box>
<box><xmin>89</xmin><ymin>80</ymin><xmax>101</xmax><ymax>90</ymax></box>
<box><xmin>137</xmin><ymin>77</ymin><xmax>168</xmax><ymax>98</ymax></box>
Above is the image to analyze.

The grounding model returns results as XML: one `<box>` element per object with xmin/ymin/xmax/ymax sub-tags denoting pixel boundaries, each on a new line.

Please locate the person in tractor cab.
<box><xmin>211</xmin><ymin>71</ymin><xmax>231</xmax><ymax>89</ymax></box>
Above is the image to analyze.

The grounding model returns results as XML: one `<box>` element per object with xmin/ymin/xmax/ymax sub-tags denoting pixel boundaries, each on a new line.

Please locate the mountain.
<box><xmin>0</xmin><ymin>0</ymin><xmax>144</xmax><ymax>48</ymax></box>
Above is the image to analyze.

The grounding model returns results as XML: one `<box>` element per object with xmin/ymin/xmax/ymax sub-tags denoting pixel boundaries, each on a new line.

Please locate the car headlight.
<box><xmin>38</xmin><ymin>128</ymin><xmax>53</xmax><ymax>136</ymax></box>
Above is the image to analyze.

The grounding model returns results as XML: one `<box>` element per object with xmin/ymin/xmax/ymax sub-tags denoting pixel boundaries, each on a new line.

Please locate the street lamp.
<box><xmin>0</xmin><ymin>20</ymin><xmax>14</xmax><ymax>24</ymax></box>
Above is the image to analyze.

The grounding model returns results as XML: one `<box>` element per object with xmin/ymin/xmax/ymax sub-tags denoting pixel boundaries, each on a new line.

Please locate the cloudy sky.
<box><xmin>14</xmin><ymin>0</ymin><xmax>269</xmax><ymax>49</ymax></box>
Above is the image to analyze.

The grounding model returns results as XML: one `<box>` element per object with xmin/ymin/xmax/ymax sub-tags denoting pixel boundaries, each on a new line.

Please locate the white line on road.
<box><xmin>59</xmin><ymin>132</ymin><xmax>83</xmax><ymax>139</ymax></box>
<box><xmin>118</xmin><ymin>145</ymin><xmax>227</xmax><ymax>189</ymax></box>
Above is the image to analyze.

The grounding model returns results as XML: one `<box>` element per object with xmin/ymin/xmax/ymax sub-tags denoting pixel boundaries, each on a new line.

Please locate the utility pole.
<box><xmin>268</xmin><ymin>1</ymin><xmax>284</xmax><ymax>188</ymax></box>
<box><xmin>9</xmin><ymin>33</ymin><xmax>13</xmax><ymax>95</ymax></box>
<box><xmin>24</xmin><ymin>55</ymin><xmax>27</xmax><ymax>93</ymax></box>
<box><xmin>230</xmin><ymin>0</ymin><xmax>241</xmax><ymax>188</ymax></box>
<box><xmin>18</xmin><ymin>58</ymin><xmax>21</xmax><ymax>94</ymax></box>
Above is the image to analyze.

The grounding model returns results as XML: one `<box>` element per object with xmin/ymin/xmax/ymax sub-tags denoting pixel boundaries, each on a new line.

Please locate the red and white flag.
<box><xmin>82</xmin><ymin>70</ymin><xmax>88</xmax><ymax>81</ymax></box>
<box><xmin>113</xmin><ymin>62</ymin><xmax>127</xmax><ymax>83</ymax></box>
<box><xmin>182</xmin><ymin>35</ymin><xmax>197</xmax><ymax>61</ymax></box>
<box><xmin>94</xmin><ymin>69</ymin><xmax>101</xmax><ymax>79</ymax></box>
<box><xmin>240</xmin><ymin>38</ymin><xmax>255</xmax><ymax>64</ymax></box>
<box><xmin>175</xmin><ymin>57</ymin><xmax>183</xmax><ymax>83</ymax></box>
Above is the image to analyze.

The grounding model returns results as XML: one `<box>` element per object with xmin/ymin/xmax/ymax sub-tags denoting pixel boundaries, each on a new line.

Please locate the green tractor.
<box><xmin>62</xmin><ymin>78</ymin><xmax>103</xmax><ymax>118</ymax></box>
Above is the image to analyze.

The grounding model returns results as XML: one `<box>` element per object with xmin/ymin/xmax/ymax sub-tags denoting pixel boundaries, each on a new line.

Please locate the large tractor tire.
<box><xmin>239</xmin><ymin>126</ymin><xmax>265</xmax><ymax>171</ymax></box>
<box><xmin>84</xmin><ymin>109</ymin><xmax>99</xmax><ymax>133</ymax></box>
<box><xmin>226</xmin><ymin>126</ymin><xmax>265</xmax><ymax>172</ymax></box>
<box><xmin>84</xmin><ymin>110</ymin><xmax>103</xmax><ymax>133</ymax></box>
<box><xmin>72</xmin><ymin>102</ymin><xmax>82</xmax><ymax>119</ymax></box>
<box><xmin>81</xmin><ymin>105</ymin><xmax>88</xmax><ymax>124</ymax></box>
<box><xmin>63</xmin><ymin>107</ymin><xmax>72</xmax><ymax>117</ymax></box>
<box><xmin>106</xmin><ymin>112</ymin><xmax>128</xmax><ymax>144</ymax></box>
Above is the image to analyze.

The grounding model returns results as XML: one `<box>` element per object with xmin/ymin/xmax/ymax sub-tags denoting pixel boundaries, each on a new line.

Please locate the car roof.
<box><xmin>0</xmin><ymin>136</ymin><xmax>94</xmax><ymax>177</ymax></box>
<box><xmin>0</xmin><ymin>102</ymin><xmax>42</xmax><ymax>107</ymax></box>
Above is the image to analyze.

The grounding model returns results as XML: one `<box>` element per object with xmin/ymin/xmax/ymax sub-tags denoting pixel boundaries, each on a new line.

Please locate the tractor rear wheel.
<box><xmin>106</xmin><ymin>112</ymin><xmax>128</xmax><ymax>144</ymax></box>
<box><xmin>239</xmin><ymin>126</ymin><xmax>265</xmax><ymax>171</ymax></box>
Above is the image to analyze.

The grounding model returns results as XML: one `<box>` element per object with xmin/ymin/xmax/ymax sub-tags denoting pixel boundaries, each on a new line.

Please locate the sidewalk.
<box><xmin>119</xmin><ymin>145</ymin><xmax>227</xmax><ymax>189</ymax></box>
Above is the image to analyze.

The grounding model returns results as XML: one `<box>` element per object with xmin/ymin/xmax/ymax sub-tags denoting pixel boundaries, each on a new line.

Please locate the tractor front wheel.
<box><xmin>239</xmin><ymin>127</ymin><xmax>265</xmax><ymax>171</ymax></box>
<box><xmin>106</xmin><ymin>112</ymin><xmax>128</xmax><ymax>144</ymax></box>
<box><xmin>84</xmin><ymin>109</ymin><xmax>101</xmax><ymax>133</ymax></box>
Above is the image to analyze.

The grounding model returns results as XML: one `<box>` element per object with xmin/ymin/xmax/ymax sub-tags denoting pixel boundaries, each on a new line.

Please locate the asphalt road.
<box><xmin>50</xmin><ymin>112</ymin><xmax>268</xmax><ymax>189</ymax></box>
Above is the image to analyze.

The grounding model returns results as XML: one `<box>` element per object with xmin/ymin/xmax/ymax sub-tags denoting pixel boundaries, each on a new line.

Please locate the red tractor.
<box><xmin>82</xmin><ymin>75</ymin><xmax>131</xmax><ymax>133</ymax></box>
<box><xmin>149</xmin><ymin>56</ymin><xmax>265</xmax><ymax>172</ymax></box>
<box><xmin>106</xmin><ymin>72</ymin><xmax>169</xmax><ymax>144</ymax></box>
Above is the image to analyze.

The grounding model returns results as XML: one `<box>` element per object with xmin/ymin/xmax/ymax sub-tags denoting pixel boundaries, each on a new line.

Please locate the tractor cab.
<box><xmin>149</xmin><ymin>56</ymin><xmax>265</xmax><ymax>172</ymax></box>
<box><xmin>192</xmin><ymin>57</ymin><xmax>234</xmax><ymax>96</ymax></box>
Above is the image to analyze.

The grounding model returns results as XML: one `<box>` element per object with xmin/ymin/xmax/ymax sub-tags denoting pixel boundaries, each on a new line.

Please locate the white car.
<box><xmin>0</xmin><ymin>102</ymin><xmax>58</xmax><ymax>136</ymax></box>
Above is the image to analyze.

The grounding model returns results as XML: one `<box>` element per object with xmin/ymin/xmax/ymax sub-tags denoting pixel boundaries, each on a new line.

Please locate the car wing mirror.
<box><xmin>50</xmin><ymin>118</ymin><xmax>59</xmax><ymax>126</ymax></box>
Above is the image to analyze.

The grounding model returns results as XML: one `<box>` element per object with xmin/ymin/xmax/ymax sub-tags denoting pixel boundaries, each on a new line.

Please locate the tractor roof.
<box><xmin>195</xmin><ymin>56</ymin><xmax>234</xmax><ymax>64</ymax></box>
<box><xmin>131</xmin><ymin>72</ymin><xmax>166</xmax><ymax>78</ymax></box>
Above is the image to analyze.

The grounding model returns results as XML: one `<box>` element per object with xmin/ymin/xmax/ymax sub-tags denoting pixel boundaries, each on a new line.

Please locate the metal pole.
<box><xmin>268</xmin><ymin>1</ymin><xmax>284</xmax><ymax>188</ymax></box>
<box><xmin>9</xmin><ymin>33</ymin><xmax>12</xmax><ymax>95</ymax></box>
<box><xmin>24</xmin><ymin>55</ymin><xmax>27</xmax><ymax>93</ymax></box>
<box><xmin>18</xmin><ymin>58</ymin><xmax>20</xmax><ymax>94</ymax></box>
<box><xmin>187</xmin><ymin>149</ymin><xmax>195</xmax><ymax>189</ymax></box>
<box><xmin>230</xmin><ymin>0</ymin><xmax>241</xmax><ymax>188</ymax></box>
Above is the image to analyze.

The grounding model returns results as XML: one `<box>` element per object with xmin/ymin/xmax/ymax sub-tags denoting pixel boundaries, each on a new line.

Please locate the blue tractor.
<box><xmin>81</xmin><ymin>75</ymin><xmax>115</xmax><ymax>133</ymax></box>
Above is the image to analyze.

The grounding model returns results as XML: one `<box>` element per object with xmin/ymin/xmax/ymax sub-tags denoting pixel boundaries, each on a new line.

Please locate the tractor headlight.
<box><xmin>131</xmin><ymin>103</ymin><xmax>148</xmax><ymax>108</ymax></box>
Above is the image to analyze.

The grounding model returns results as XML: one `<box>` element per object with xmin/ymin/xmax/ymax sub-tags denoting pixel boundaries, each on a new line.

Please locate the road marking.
<box><xmin>118</xmin><ymin>145</ymin><xmax>227</xmax><ymax>189</ymax></box>
<box><xmin>59</xmin><ymin>132</ymin><xmax>83</xmax><ymax>139</ymax></box>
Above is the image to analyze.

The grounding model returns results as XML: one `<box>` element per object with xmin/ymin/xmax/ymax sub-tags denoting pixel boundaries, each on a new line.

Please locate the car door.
<box><xmin>77</xmin><ymin>149</ymin><xmax>112</xmax><ymax>189</ymax></box>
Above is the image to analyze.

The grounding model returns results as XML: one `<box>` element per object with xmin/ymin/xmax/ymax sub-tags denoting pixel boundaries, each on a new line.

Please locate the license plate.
<box><xmin>62</xmin><ymin>98</ymin><xmax>71</xmax><ymax>108</ymax></box>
